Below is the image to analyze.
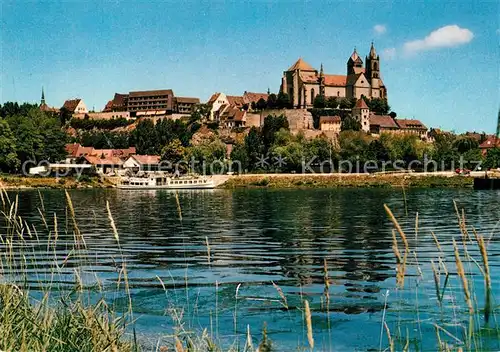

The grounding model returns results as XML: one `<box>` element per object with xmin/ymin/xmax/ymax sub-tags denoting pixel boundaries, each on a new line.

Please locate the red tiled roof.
<box><xmin>354</xmin><ymin>98</ymin><xmax>369</xmax><ymax>109</ymax></box>
<box><xmin>84</xmin><ymin>155</ymin><xmax>124</xmax><ymax>166</ymax></box>
<box><xmin>129</xmin><ymin>89</ymin><xmax>173</xmax><ymax>97</ymax></box>
<box><xmin>396</xmin><ymin>119</ymin><xmax>427</xmax><ymax>130</ymax></box>
<box><xmin>287</xmin><ymin>58</ymin><xmax>315</xmax><ymax>71</ymax></box>
<box><xmin>65</xmin><ymin>144</ymin><xmax>136</xmax><ymax>159</ymax></box>
<box><xmin>221</xmin><ymin>107</ymin><xmax>246</xmax><ymax>121</ymax></box>
<box><xmin>227</xmin><ymin>96</ymin><xmax>245</xmax><ymax>107</ymax></box>
<box><xmin>62</xmin><ymin>99</ymin><xmax>81</xmax><ymax>112</ymax></box>
<box><xmin>207</xmin><ymin>93</ymin><xmax>221</xmax><ymax>105</ymax></box>
<box><xmin>131</xmin><ymin>155</ymin><xmax>161</xmax><ymax>165</ymax></box>
<box><xmin>479</xmin><ymin>136</ymin><xmax>499</xmax><ymax>149</ymax></box>
<box><xmin>320</xmin><ymin>116</ymin><xmax>341</xmax><ymax>124</ymax></box>
<box><xmin>243</xmin><ymin>92</ymin><xmax>269</xmax><ymax>104</ymax></box>
<box><xmin>324</xmin><ymin>74</ymin><xmax>347</xmax><ymax>87</ymax></box>
<box><xmin>103</xmin><ymin>100</ymin><xmax>113</xmax><ymax>112</ymax></box>
<box><xmin>369</xmin><ymin>114</ymin><xmax>399</xmax><ymax>129</ymax></box>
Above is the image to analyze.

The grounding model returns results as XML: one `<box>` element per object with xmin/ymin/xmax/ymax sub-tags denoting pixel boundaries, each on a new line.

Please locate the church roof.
<box><xmin>348</xmin><ymin>49</ymin><xmax>363</xmax><ymax>64</ymax></box>
<box><xmin>346</xmin><ymin>73</ymin><xmax>364</xmax><ymax>86</ymax></box>
<box><xmin>62</xmin><ymin>99</ymin><xmax>82</xmax><ymax>112</ymax></box>
<box><xmin>324</xmin><ymin>74</ymin><xmax>347</xmax><ymax>87</ymax></box>
<box><xmin>287</xmin><ymin>58</ymin><xmax>315</xmax><ymax>71</ymax></box>
<box><xmin>354</xmin><ymin>98</ymin><xmax>369</xmax><ymax>109</ymax></box>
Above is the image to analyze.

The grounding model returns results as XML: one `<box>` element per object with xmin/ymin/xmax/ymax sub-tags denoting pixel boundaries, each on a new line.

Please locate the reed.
<box><xmin>304</xmin><ymin>299</ymin><xmax>314</xmax><ymax>350</ymax></box>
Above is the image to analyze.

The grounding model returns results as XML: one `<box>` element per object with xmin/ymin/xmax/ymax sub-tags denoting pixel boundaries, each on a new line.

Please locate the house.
<box><xmin>103</xmin><ymin>93</ymin><xmax>129</xmax><ymax>112</ymax></box>
<box><xmin>82</xmin><ymin>155</ymin><xmax>123</xmax><ymax>174</ymax></box>
<box><xmin>207</xmin><ymin>92</ymin><xmax>246</xmax><ymax>121</ymax></box>
<box><xmin>72</xmin><ymin>111</ymin><xmax>131</xmax><ymax>120</ymax></box>
<box><xmin>352</xmin><ymin>98</ymin><xmax>370</xmax><ymax>132</ymax></box>
<box><xmin>319</xmin><ymin>116</ymin><xmax>341</xmax><ymax>133</ymax></box>
<box><xmin>479</xmin><ymin>136</ymin><xmax>499</xmax><ymax>156</ymax></box>
<box><xmin>65</xmin><ymin>143</ymin><xmax>136</xmax><ymax>163</ymax></box>
<box><xmin>62</xmin><ymin>99</ymin><xmax>88</xmax><ymax>114</ymax></box>
<box><xmin>174</xmin><ymin>97</ymin><xmax>200</xmax><ymax>114</ymax></box>
<box><xmin>220</xmin><ymin>106</ymin><xmax>246</xmax><ymax>128</ymax></box>
<box><xmin>123</xmin><ymin>155</ymin><xmax>162</xmax><ymax>172</ymax></box>
<box><xmin>396</xmin><ymin>119</ymin><xmax>428</xmax><ymax>138</ymax></box>
<box><xmin>369</xmin><ymin>114</ymin><xmax>399</xmax><ymax>135</ymax></box>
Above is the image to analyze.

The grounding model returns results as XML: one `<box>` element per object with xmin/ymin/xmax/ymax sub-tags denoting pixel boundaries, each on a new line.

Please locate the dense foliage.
<box><xmin>70</xmin><ymin>117</ymin><xmax>133</xmax><ymax>130</ymax></box>
<box><xmin>0</xmin><ymin>103</ymin><xmax>67</xmax><ymax>173</ymax></box>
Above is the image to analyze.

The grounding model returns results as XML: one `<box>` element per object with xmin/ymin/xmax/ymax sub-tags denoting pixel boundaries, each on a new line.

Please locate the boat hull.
<box><xmin>473</xmin><ymin>177</ymin><xmax>500</xmax><ymax>190</ymax></box>
<box><xmin>117</xmin><ymin>183</ymin><xmax>215</xmax><ymax>190</ymax></box>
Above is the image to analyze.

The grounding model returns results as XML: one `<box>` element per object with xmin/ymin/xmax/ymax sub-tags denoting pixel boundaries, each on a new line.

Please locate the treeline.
<box><xmin>0</xmin><ymin>103</ymin><xmax>67</xmax><ymax>173</ymax></box>
<box><xmin>70</xmin><ymin>117</ymin><xmax>133</xmax><ymax>130</ymax></box>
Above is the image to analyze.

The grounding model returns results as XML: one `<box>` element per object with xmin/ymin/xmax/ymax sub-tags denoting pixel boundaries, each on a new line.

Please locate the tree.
<box><xmin>389</xmin><ymin>111</ymin><xmax>397</xmax><ymax>119</ymax></box>
<box><xmin>0</xmin><ymin>120</ymin><xmax>20</xmax><ymax>172</ymax></box>
<box><xmin>453</xmin><ymin>136</ymin><xmax>479</xmax><ymax>154</ymax></box>
<box><xmin>59</xmin><ymin>107</ymin><xmax>73</xmax><ymax>126</ymax></box>
<box><xmin>161</xmin><ymin>138</ymin><xmax>185</xmax><ymax>164</ymax></box>
<box><xmin>367</xmin><ymin>139</ymin><xmax>389</xmax><ymax>162</ymax></box>
<box><xmin>256</xmin><ymin>98</ymin><xmax>267</xmax><ymax>111</ymax></box>
<box><xmin>366</xmin><ymin>98</ymin><xmax>390</xmax><ymax>114</ymax></box>
<box><xmin>326</xmin><ymin>97</ymin><xmax>338</xmax><ymax>109</ymax></box>
<box><xmin>189</xmin><ymin>103</ymin><xmax>211</xmax><ymax>123</ymax></box>
<box><xmin>133</xmin><ymin>119</ymin><xmax>158</xmax><ymax>155</ymax></box>
<box><xmin>230</xmin><ymin>142</ymin><xmax>249</xmax><ymax>172</ymax></box>
<box><xmin>313</xmin><ymin>95</ymin><xmax>326</xmax><ymax>109</ymax></box>
<box><xmin>276</xmin><ymin>92</ymin><xmax>291</xmax><ymax>109</ymax></box>
<box><xmin>341</xmin><ymin>116</ymin><xmax>361</xmax><ymax>131</ymax></box>
<box><xmin>266</xmin><ymin>94</ymin><xmax>278</xmax><ymax>109</ymax></box>
<box><xmin>262</xmin><ymin>114</ymin><xmax>289</xmax><ymax>152</ymax></box>
<box><xmin>244</xmin><ymin>127</ymin><xmax>264</xmax><ymax>170</ymax></box>
<box><xmin>484</xmin><ymin>148</ymin><xmax>500</xmax><ymax>169</ymax></box>
<box><xmin>339</xmin><ymin>98</ymin><xmax>351</xmax><ymax>110</ymax></box>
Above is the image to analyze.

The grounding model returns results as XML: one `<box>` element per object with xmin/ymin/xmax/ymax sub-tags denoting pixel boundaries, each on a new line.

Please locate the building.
<box><xmin>207</xmin><ymin>92</ymin><xmax>246</xmax><ymax>121</ymax></box>
<box><xmin>352</xmin><ymin>98</ymin><xmax>370</xmax><ymax>133</ymax></box>
<box><xmin>65</xmin><ymin>143</ymin><xmax>136</xmax><ymax>163</ymax></box>
<box><xmin>104</xmin><ymin>89</ymin><xmax>199</xmax><ymax>116</ymax></box>
<box><xmin>39</xmin><ymin>88</ymin><xmax>59</xmax><ymax>114</ymax></box>
<box><xmin>82</xmin><ymin>155</ymin><xmax>123</xmax><ymax>174</ymax></box>
<box><xmin>127</xmin><ymin>89</ymin><xmax>174</xmax><ymax>114</ymax></box>
<box><xmin>280</xmin><ymin>43</ymin><xmax>387</xmax><ymax>108</ymax></box>
<box><xmin>174</xmin><ymin>97</ymin><xmax>200</xmax><ymax>114</ymax></box>
<box><xmin>72</xmin><ymin>111</ymin><xmax>131</xmax><ymax>120</ymax></box>
<box><xmin>243</xmin><ymin>91</ymin><xmax>269</xmax><ymax>110</ymax></box>
<box><xmin>479</xmin><ymin>136</ymin><xmax>500</xmax><ymax>156</ymax></box>
<box><xmin>62</xmin><ymin>98</ymin><xmax>88</xmax><ymax>114</ymax></box>
<box><xmin>123</xmin><ymin>155</ymin><xmax>162</xmax><ymax>171</ymax></box>
<box><xmin>396</xmin><ymin>119</ymin><xmax>428</xmax><ymax>138</ymax></box>
<box><xmin>219</xmin><ymin>106</ymin><xmax>246</xmax><ymax>128</ymax></box>
<box><xmin>319</xmin><ymin>116</ymin><xmax>341</xmax><ymax>133</ymax></box>
<box><xmin>369</xmin><ymin>114</ymin><xmax>400</xmax><ymax>134</ymax></box>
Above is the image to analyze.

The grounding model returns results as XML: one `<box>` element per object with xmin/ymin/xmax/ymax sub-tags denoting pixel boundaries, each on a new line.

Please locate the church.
<box><xmin>280</xmin><ymin>43</ymin><xmax>387</xmax><ymax>108</ymax></box>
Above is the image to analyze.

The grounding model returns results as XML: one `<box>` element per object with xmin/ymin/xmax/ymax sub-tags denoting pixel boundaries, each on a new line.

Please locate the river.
<box><xmin>3</xmin><ymin>188</ymin><xmax>500</xmax><ymax>351</ymax></box>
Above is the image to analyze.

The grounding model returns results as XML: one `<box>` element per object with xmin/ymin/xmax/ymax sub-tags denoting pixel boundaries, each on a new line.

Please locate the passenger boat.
<box><xmin>117</xmin><ymin>174</ymin><xmax>215</xmax><ymax>189</ymax></box>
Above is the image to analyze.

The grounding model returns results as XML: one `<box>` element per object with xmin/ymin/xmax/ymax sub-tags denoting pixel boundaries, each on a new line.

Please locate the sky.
<box><xmin>1</xmin><ymin>0</ymin><xmax>499</xmax><ymax>133</ymax></box>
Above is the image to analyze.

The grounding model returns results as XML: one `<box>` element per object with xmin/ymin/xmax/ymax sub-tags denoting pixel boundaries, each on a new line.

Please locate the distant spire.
<box><xmin>320</xmin><ymin>63</ymin><xmax>324</xmax><ymax>77</ymax></box>
<box><xmin>267</xmin><ymin>87</ymin><xmax>271</xmax><ymax>95</ymax></box>
<box><xmin>41</xmin><ymin>87</ymin><xmax>45</xmax><ymax>105</ymax></box>
<box><xmin>369</xmin><ymin>42</ymin><xmax>377</xmax><ymax>58</ymax></box>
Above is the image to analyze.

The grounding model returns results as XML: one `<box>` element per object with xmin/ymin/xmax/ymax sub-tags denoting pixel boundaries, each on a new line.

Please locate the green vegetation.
<box><xmin>0</xmin><ymin>103</ymin><xmax>67</xmax><ymax>173</ymax></box>
<box><xmin>69</xmin><ymin>117</ymin><xmax>133</xmax><ymax>130</ymax></box>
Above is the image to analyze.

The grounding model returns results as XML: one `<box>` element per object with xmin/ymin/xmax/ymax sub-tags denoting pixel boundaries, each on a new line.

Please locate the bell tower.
<box><xmin>347</xmin><ymin>48</ymin><xmax>364</xmax><ymax>75</ymax></box>
<box><xmin>365</xmin><ymin>42</ymin><xmax>381</xmax><ymax>98</ymax></box>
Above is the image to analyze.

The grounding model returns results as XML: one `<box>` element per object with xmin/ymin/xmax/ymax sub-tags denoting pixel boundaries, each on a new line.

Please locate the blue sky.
<box><xmin>1</xmin><ymin>0</ymin><xmax>499</xmax><ymax>133</ymax></box>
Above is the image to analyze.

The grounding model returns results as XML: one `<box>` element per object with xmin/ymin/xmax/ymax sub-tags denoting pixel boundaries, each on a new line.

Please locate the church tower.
<box><xmin>319</xmin><ymin>63</ymin><xmax>325</xmax><ymax>97</ymax></box>
<box><xmin>347</xmin><ymin>48</ymin><xmax>364</xmax><ymax>75</ymax></box>
<box><xmin>41</xmin><ymin>87</ymin><xmax>46</xmax><ymax>105</ymax></box>
<box><xmin>365</xmin><ymin>43</ymin><xmax>381</xmax><ymax>98</ymax></box>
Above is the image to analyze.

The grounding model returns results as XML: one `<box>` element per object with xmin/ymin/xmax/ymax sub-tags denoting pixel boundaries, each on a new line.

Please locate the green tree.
<box><xmin>341</xmin><ymin>116</ymin><xmax>361</xmax><ymax>131</ymax></box>
<box><xmin>338</xmin><ymin>131</ymin><xmax>372</xmax><ymax>168</ymax></box>
<box><xmin>0</xmin><ymin>120</ymin><xmax>20</xmax><ymax>172</ymax></box>
<box><xmin>256</xmin><ymin>98</ymin><xmax>267</xmax><ymax>111</ymax></box>
<box><xmin>339</xmin><ymin>98</ymin><xmax>351</xmax><ymax>110</ymax></box>
<box><xmin>189</xmin><ymin>103</ymin><xmax>211</xmax><ymax>123</ymax></box>
<box><xmin>244</xmin><ymin>127</ymin><xmax>264</xmax><ymax>170</ymax></box>
<box><xmin>313</xmin><ymin>95</ymin><xmax>326</xmax><ymax>109</ymax></box>
<box><xmin>367</xmin><ymin>139</ymin><xmax>390</xmax><ymax>161</ymax></box>
<box><xmin>133</xmin><ymin>119</ymin><xmax>158</xmax><ymax>154</ymax></box>
<box><xmin>453</xmin><ymin>136</ymin><xmax>479</xmax><ymax>154</ymax></box>
<box><xmin>266</xmin><ymin>94</ymin><xmax>278</xmax><ymax>109</ymax></box>
<box><xmin>276</xmin><ymin>92</ymin><xmax>291</xmax><ymax>109</ymax></box>
<box><xmin>161</xmin><ymin>138</ymin><xmax>185</xmax><ymax>164</ymax></box>
<box><xmin>230</xmin><ymin>142</ymin><xmax>249</xmax><ymax>172</ymax></box>
<box><xmin>262</xmin><ymin>114</ymin><xmax>289</xmax><ymax>152</ymax></box>
<box><xmin>484</xmin><ymin>148</ymin><xmax>500</xmax><ymax>169</ymax></box>
<box><xmin>326</xmin><ymin>97</ymin><xmax>338</xmax><ymax>109</ymax></box>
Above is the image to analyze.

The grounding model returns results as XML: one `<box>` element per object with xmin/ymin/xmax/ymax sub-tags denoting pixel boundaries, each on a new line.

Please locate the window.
<box><xmin>337</xmin><ymin>91</ymin><xmax>340</xmax><ymax>97</ymax></box>
<box><xmin>311</xmin><ymin>88</ymin><xmax>315</xmax><ymax>104</ymax></box>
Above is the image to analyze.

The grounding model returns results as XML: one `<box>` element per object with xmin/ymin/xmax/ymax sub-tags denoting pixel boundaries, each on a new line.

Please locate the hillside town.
<box><xmin>1</xmin><ymin>43</ymin><xmax>499</xmax><ymax>178</ymax></box>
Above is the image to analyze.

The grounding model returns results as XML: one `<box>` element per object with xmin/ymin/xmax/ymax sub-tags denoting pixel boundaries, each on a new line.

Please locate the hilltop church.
<box><xmin>280</xmin><ymin>43</ymin><xmax>387</xmax><ymax>108</ymax></box>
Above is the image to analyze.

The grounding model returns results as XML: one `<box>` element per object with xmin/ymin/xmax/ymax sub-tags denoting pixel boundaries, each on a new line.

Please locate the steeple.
<box><xmin>320</xmin><ymin>63</ymin><xmax>324</xmax><ymax>77</ymax></box>
<box><xmin>347</xmin><ymin>47</ymin><xmax>364</xmax><ymax>75</ymax></box>
<box><xmin>41</xmin><ymin>87</ymin><xmax>46</xmax><ymax>105</ymax></box>
<box><xmin>369</xmin><ymin>42</ymin><xmax>377</xmax><ymax>59</ymax></box>
<box><xmin>319</xmin><ymin>63</ymin><xmax>325</xmax><ymax>97</ymax></box>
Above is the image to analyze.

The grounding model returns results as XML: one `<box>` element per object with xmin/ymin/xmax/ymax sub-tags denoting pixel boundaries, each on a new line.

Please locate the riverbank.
<box><xmin>0</xmin><ymin>173</ymin><xmax>475</xmax><ymax>189</ymax></box>
<box><xmin>0</xmin><ymin>175</ymin><xmax>114</xmax><ymax>189</ymax></box>
<box><xmin>222</xmin><ymin>173</ymin><xmax>474</xmax><ymax>188</ymax></box>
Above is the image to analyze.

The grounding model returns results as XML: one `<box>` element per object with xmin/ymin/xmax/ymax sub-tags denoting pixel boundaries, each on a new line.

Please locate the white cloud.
<box><xmin>382</xmin><ymin>47</ymin><xmax>397</xmax><ymax>60</ymax></box>
<box><xmin>374</xmin><ymin>24</ymin><xmax>387</xmax><ymax>35</ymax></box>
<box><xmin>403</xmin><ymin>25</ymin><xmax>474</xmax><ymax>54</ymax></box>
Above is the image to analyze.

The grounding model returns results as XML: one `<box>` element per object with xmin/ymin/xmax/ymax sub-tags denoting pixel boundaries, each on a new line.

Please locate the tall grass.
<box><xmin>0</xmin><ymin>187</ymin><xmax>498</xmax><ymax>351</ymax></box>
